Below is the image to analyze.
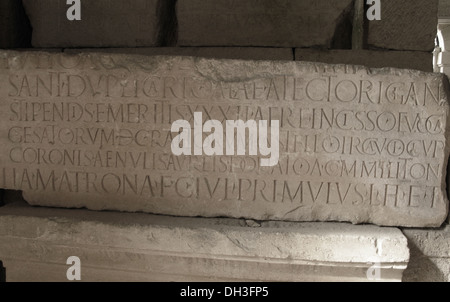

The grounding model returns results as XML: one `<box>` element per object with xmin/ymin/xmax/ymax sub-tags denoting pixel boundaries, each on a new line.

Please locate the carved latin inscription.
<box><xmin>0</xmin><ymin>51</ymin><xmax>448</xmax><ymax>227</ymax></box>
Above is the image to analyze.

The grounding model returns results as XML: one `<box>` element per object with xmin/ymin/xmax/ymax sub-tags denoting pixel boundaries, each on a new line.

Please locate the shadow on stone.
<box><xmin>0</xmin><ymin>261</ymin><xmax>5</xmax><ymax>282</ymax></box>
<box><xmin>402</xmin><ymin>241</ymin><xmax>446</xmax><ymax>282</ymax></box>
<box><xmin>157</xmin><ymin>0</ymin><xmax>178</xmax><ymax>46</ymax></box>
<box><xmin>331</xmin><ymin>0</ymin><xmax>354</xmax><ymax>49</ymax></box>
<box><xmin>0</xmin><ymin>190</ymin><xmax>25</xmax><ymax>207</ymax></box>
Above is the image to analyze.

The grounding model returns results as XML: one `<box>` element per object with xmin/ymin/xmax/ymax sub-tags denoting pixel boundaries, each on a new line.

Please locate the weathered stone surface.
<box><xmin>176</xmin><ymin>0</ymin><xmax>354</xmax><ymax>47</ymax></box>
<box><xmin>367</xmin><ymin>0</ymin><xmax>438</xmax><ymax>51</ymax></box>
<box><xmin>402</xmin><ymin>224</ymin><xmax>450</xmax><ymax>282</ymax></box>
<box><xmin>64</xmin><ymin>47</ymin><xmax>294</xmax><ymax>61</ymax></box>
<box><xmin>295</xmin><ymin>49</ymin><xmax>433</xmax><ymax>72</ymax></box>
<box><xmin>0</xmin><ymin>50</ymin><xmax>449</xmax><ymax>227</ymax></box>
<box><xmin>22</xmin><ymin>0</ymin><xmax>158</xmax><ymax>47</ymax></box>
<box><xmin>0</xmin><ymin>201</ymin><xmax>409</xmax><ymax>281</ymax></box>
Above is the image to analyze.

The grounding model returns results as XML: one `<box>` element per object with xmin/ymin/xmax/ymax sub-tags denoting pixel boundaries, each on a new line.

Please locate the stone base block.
<box><xmin>0</xmin><ymin>201</ymin><xmax>409</xmax><ymax>282</ymax></box>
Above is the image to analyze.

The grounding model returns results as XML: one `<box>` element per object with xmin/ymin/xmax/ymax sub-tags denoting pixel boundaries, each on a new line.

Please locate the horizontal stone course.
<box><xmin>0</xmin><ymin>201</ymin><xmax>409</xmax><ymax>281</ymax></box>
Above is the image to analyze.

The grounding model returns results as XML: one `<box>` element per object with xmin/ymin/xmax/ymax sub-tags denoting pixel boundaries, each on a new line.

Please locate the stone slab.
<box><xmin>0</xmin><ymin>50</ymin><xmax>449</xmax><ymax>227</ymax></box>
<box><xmin>0</xmin><ymin>201</ymin><xmax>409</xmax><ymax>281</ymax></box>
<box><xmin>295</xmin><ymin>49</ymin><xmax>433</xmax><ymax>72</ymax></box>
<box><xmin>402</xmin><ymin>224</ymin><xmax>450</xmax><ymax>282</ymax></box>
<box><xmin>22</xmin><ymin>0</ymin><xmax>158</xmax><ymax>47</ymax></box>
<box><xmin>367</xmin><ymin>0</ymin><xmax>438</xmax><ymax>51</ymax></box>
<box><xmin>176</xmin><ymin>0</ymin><xmax>353</xmax><ymax>47</ymax></box>
<box><xmin>64</xmin><ymin>47</ymin><xmax>294</xmax><ymax>61</ymax></box>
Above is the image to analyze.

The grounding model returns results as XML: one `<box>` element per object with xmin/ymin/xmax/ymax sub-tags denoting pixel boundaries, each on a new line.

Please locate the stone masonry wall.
<box><xmin>0</xmin><ymin>0</ymin><xmax>438</xmax><ymax>72</ymax></box>
<box><xmin>0</xmin><ymin>0</ymin><xmax>448</xmax><ymax>282</ymax></box>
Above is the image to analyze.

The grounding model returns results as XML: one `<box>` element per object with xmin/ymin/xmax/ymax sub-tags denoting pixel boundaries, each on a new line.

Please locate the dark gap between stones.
<box><xmin>157</xmin><ymin>0</ymin><xmax>178</xmax><ymax>46</ymax></box>
<box><xmin>0</xmin><ymin>0</ymin><xmax>32</xmax><ymax>49</ymax></box>
<box><xmin>0</xmin><ymin>261</ymin><xmax>5</xmax><ymax>282</ymax></box>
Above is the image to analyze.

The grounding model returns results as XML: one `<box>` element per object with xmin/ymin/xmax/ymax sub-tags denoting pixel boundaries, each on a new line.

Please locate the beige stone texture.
<box><xmin>22</xmin><ymin>0</ymin><xmax>158</xmax><ymax>47</ymax></box>
<box><xmin>367</xmin><ymin>0</ymin><xmax>438</xmax><ymax>51</ymax></box>
<box><xmin>295</xmin><ymin>49</ymin><xmax>433</xmax><ymax>72</ymax></box>
<box><xmin>0</xmin><ymin>50</ymin><xmax>449</xmax><ymax>227</ymax></box>
<box><xmin>64</xmin><ymin>47</ymin><xmax>294</xmax><ymax>61</ymax></box>
<box><xmin>176</xmin><ymin>0</ymin><xmax>353</xmax><ymax>47</ymax></box>
<box><xmin>0</xmin><ymin>201</ymin><xmax>409</xmax><ymax>281</ymax></box>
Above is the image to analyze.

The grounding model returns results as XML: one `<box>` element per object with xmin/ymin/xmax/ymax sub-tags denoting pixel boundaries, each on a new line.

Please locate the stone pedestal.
<box><xmin>0</xmin><ymin>201</ymin><xmax>409</xmax><ymax>282</ymax></box>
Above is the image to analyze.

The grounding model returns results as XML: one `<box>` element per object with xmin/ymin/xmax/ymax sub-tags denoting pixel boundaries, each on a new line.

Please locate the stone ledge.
<box><xmin>0</xmin><ymin>201</ymin><xmax>409</xmax><ymax>282</ymax></box>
